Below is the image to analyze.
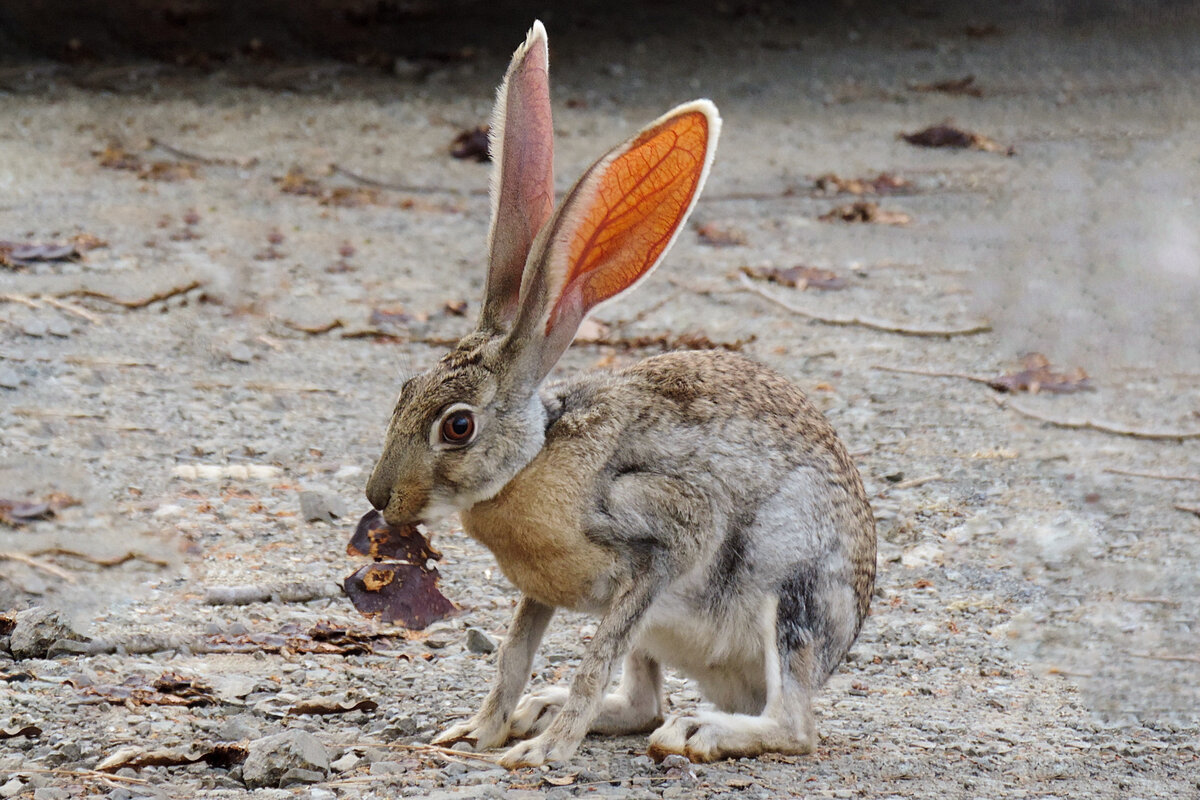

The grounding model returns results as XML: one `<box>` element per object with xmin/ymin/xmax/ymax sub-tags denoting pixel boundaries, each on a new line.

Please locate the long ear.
<box><xmin>477</xmin><ymin>20</ymin><xmax>555</xmax><ymax>335</ymax></box>
<box><xmin>504</xmin><ymin>100</ymin><xmax>720</xmax><ymax>385</ymax></box>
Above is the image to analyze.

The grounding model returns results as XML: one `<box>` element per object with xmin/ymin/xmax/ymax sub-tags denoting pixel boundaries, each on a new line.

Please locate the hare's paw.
<box><xmin>431</xmin><ymin>713</ymin><xmax>512</xmax><ymax>752</ymax></box>
<box><xmin>647</xmin><ymin>711</ymin><xmax>815</xmax><ymax>763</ymax></box>
<box><xmin>498</xmin><ymin>730</ymin><xmax>581</xmax><ymax>768</ymax></box>
<box><xmin>509</xmin><ymin>687</ymin><xmax>570</xmax><ymax>738</ymax></box>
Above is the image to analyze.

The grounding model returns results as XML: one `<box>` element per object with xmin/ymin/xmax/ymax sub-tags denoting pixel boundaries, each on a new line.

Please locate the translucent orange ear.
<box><xmin>505</xmin><ymin>100</ymin><xmax>720</xmax><ymax>382</ymax></box>
<box><xmin>546</xmin><ymin>103</ymin><xmax>717</xmax><ymax>334</ymax></box>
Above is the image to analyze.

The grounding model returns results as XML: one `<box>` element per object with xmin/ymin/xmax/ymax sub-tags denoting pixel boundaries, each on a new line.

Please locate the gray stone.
<box><xmin>465</xmin><ymin>627</ymin><xmax>497</xmax><ymax>654</ymax></box>
<box><xmin>0</xmin><ymin>778</ymin><xmax>26</xmax><ymax>799</ymax></box>
<box><xmin>309</xmin><ymin>789</ymin><xmax>336</xmax><ymax>800</ymax></box>
<box><xmin>33</xmin><ymin>789</ymin><xmax>69</xmax><ymax>800</ymax></box>
<box><xmin>279</xmin><ymin>767</ymin><xmax>325</xmax><ymax>787</ymax></box>
<box><xmin>369</xmin><ymin>760</ymin><xmax>406</xmax><ymax>775</ymax></box>
<box><xmin>242</xmin><ymin>730</ymin><xmax>330</xmax><ymax>789</ymax></box>
<box><xmin>10</xmin><ymin>607</ymin><xmax>88</xmax><ymax>660</ymax></box>
<box><xmin>0</xmin><ymin>367</ymin><xmax>20</xmax><ymax>390</ymax></box>
<box><xmin>299</xmin><ymin>490</ymin><xmax>346</xmax><ymax>523</ymax></box>
<box><xmin>330</xmin><ymin>751</ymin><xmax>360</xmax><ymax>772</ymax></box>
<box><xmin>21</xmin><ymin>318</ymin><xmax>48</xmax><ymax>337</ymax></box>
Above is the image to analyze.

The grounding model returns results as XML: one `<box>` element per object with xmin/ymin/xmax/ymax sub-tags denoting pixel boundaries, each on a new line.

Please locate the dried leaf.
<box><xmin>814</xmin><ymin>172</ymin><xmax>910</xmax><ymax>196</ymax></box>
<box><xmin>986</xmin><ymin>353</ymin><xmax>1092</xmax><ymax>394</ymax></box>
<box><xmin>368</xmin><ymin>307</ymin><xmax>417</xmax><ymax>329</ymax></box>
<box><xmin>544</xmin><ymin>773</ymin><xmax>579</xmax><ymax>786</ymax></box>
<box><xmin>347</xmin><ymin>510</ymin><xmax>442</xmax><ymax>563</ymax></box>
<box><xmin>1</xmin><ymin>238</ymin><xmax>104</xmax><ymax>269</ymax></box>
<box><xmin>139</xmin><ymin>161</ymin><xmax>198</xmax><ymax>182</ymax></box>
<box><xmin>96</xmin><ymin>743</ymin><xmax>247</xmax><ymax>772</ymax></box>
<box><xmin>908</xmin><ymin>75</ymin><xmax>983</xmax><ymax>97</ymax></box>
<box><xmin>0</xmin><ymin>614</ymin><xmax>14</xmax><ymax>636</ymax></box>
<box><xmin>205</xmin><ymin>621</ymin><xmax>385</xmax><ymax>656</ymax></box>
<box><xmin>288</xmin><ymin>695</ymin><xmax>379</xmax><ymax>716</ymax></box>
<box><xmin>901</xmin><ymin>123</ymin><xmax>1013</xmax><ymax>155</ymax></box>
<box><xmin>0</xmin><ymin>493</ymin><xmax>80</xmax><ymax>527</ymax></box>
<box><xmin>343</xmin><ymin>562</ymin><xmax>457</xmax><ymax>630</ymax></box>
<box><xmin>82</xmin><ymin>672</ymin><xmax>218</xmax><ymax>707</ymax></box>
<box><xmin>321</xmin><ymin>187</ymin><xmax>381</xmax><ymax>207</ymax></box>
<box><xmin>97</xmin><ymin>144</ymin><xmax>142</xmax><ymax>171</ymax></box>
<box><xmin>0</xmin><ymin>723</ymin><xmax>41</xmax><ymax>739</ymax></box>
<box><xmin>277</xmin><ymin>167</ymin><xmax>324</xmax><ymax>196</ymax></box>
<box><xmin>819</xmin><ymin>201</ymin><xmax>911</xmax><ymax>226</ymax></box>
<box><xmin>696</xmin><ymin>222</ymin><xmax>747</xmax><ymax>247</ymax></box>
<box><xmin>443</xmin><ymin>300</ymin><xmax>469</xmax><ymax>317</ymax></box>
<box><xmin>740</xmin><ymin>265</ymin><xmax>847</xmax><ymax>291</ymax></box>
<box><xmin>450</xmin><ymin>125</ymin><xmax>490</xmax><ymax>162</ymax></box>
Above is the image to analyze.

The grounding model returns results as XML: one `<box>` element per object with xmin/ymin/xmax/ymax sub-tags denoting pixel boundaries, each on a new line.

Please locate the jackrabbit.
<box><xmin>365</xmin><ymin>20</ymin><xmax>876</xmax><ymax>767</ymax></box>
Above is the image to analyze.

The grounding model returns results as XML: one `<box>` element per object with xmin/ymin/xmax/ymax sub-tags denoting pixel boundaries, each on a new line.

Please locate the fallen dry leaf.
<box><xmin>740</xmin><ymin>265</ymin><xmax>847</xmax><ymax>291</ymax></box>
<box><xmin>443</xmin><ymin>300</ymin><xmax>469</xmax><ymax>317</ymax></box>
<box><xmin>814</xmin><ymin>172</ymin><xmax>910</xmax><ymax>196</ymax></box>
<box><xmin>321</xmin><ymin>187</ymin><xmax>381</xmax><ymax>208</ymax></box>
<box><xmin>81</xmin><ymin>672</ymin><xmax>217</xmax><ymax>708</ymax></box>
<box><xmin>543</xmin><ymin>773</ymin><xmax>579</xmax><ymax>787</ymax></box>
<box><xmin>277</xmin><ymin>167</ymin><xmax>324</xmax><ymax>196</ymax></box>
<box><xmin>908</xmin><ymin>75</ymin><xmax>983</xmax><ymax>97</ymax></box>
<box><xmin>819</xmin><ymin>201</ymin><xmax>912</xmax><ymax>225</ymax></box>
<box><xmin>96</xmin><ymin>145</ymin><xmax>198</xmax><ymax>181</ymax></box>
<box><xmin>901</xmin><ymin>123</ymin><xmax>1013</xmax><ymax>155</ymax></box>
<box><xmin>0</xmin><ymin>723</ymin><xmax>42</xmax><ymax>740</ymax></box>
<box><xmin>696</xmin><ymin>222</ymin><xmax>748</xmax><ymax>247</ymax></box>
<box><xmin>450</xmin><ymin>125</ymin><xmax>490</xmax><ymax>161</ymax></box>
<box><xmin>288</xmin><ymin>695</ymin><xmax>379</xmax><ymax>716</ymax></box>
<box><xmin>96</xmin><ymin>743</ymin><xmax>246</xmax><ymax>772</ymax></box>
<box><xmin>0</xmin><ymin>493</ymin><xmax>81</xmax><ymax>527</ymax></box>
<box><xmin>205</xmin><ymin>621</ymin><xmax>387</xmax><ymax>656</ymax></box>
<box><xmin>986</xmin><ymin>353</ymin><xmax>1092</xmax><ymax>394</ymax></box>
<box><xmin>343</xmin><ymin>562</ymin><xmax>457</xmax><ymax>630</ymax></box>
<box><xmin>1</xmin><ymin>236</ymin><xmax>105</xmax><ymax>269</ymax></box>
<box><xmin>347</xmin><ymin>509</ymin><xmax>441</xmax><ymax>564</ymax></box>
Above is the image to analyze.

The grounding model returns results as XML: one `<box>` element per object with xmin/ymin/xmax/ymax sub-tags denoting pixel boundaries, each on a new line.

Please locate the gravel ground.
<box><xmin>2</xmin><ymin>2</ymin><xmax>1199</xmax><ymax>798</ymax></box>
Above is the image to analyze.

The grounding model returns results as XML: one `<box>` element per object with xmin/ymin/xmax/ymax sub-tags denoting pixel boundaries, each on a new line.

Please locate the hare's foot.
<box><xmin>431</xmin><ymin>712</ymin><xmax>512</xmax><ymax>752</ymax></box>
<box><xmin>646</xmin><ymin>709</ymin><xmax>815</xmax><ymax>762</ymax></box>
<box><xmin>499</xmin><ymin>729</ymin><xmax>582</xmax><ymax>768</ymax></box>
<box><xmin>509</xmin><ymin>651</ymin><xmax>663</xmax><ymax>738</ymax></box>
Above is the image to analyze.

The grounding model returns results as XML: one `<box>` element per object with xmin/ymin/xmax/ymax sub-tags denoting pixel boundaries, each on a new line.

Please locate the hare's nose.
<box><xmin>366</xmin><ymin>479</ymin><xmax>392</xmax><ymax>512</ymax></box>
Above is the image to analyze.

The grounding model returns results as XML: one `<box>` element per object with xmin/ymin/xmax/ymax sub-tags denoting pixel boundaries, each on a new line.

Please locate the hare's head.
<box><xmin>366</xmin><ymin>21</ymin><xmax>719</xmax><ymax>525</ymax></box>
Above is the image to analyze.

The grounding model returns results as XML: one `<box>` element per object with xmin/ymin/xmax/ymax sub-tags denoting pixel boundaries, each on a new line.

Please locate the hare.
<box><xmin>365</xmin><ymin>20</ymin><xmax>876</xmax><ymax>767</ymax></box>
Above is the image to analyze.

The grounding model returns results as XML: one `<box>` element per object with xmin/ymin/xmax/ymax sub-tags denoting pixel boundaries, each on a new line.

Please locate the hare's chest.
<box><xmin>460</xmin><ymin>452</ymin><xmax>615</xmax><ymax>611</ymax></box>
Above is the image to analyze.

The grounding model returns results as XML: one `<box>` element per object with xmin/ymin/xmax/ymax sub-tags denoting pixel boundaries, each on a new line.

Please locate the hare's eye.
<box><xmin>440</xmin><ymin>409</ymin><xmax>476</xmax><ymax>445</ymax></box>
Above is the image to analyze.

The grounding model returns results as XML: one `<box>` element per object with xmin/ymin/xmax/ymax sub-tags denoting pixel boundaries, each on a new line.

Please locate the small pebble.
<box><xmin>0</xmin><ymin>367</ymin><xmax>22</xmax><ymax>389</ymax></box>
<box><xmin>465</xmin><ymin>627</ymin><xmax>497</xmax><ymax>654</ymax></box>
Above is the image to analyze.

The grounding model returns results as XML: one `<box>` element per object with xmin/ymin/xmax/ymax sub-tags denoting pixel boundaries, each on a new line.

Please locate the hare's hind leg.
<box><xmin>647</xmin><ymin>596</ymin><xmax>817</xmax><ymax>762</ymax></box>
<box><xmin>509</xmin><ymin>649</ymin><xmax>664</xmax><ymax>738</ymax></box>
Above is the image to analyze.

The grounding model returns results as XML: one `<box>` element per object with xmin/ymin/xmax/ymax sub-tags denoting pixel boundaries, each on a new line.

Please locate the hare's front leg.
<box><xmin>433</xmin><ymin>596</ymin><xmax>554</xmax><ymax>751</ymax></box>
<box><xmin>499</xmin><ymin>579</ymin><xmax>660</xmax><ymax>767</ymax></box>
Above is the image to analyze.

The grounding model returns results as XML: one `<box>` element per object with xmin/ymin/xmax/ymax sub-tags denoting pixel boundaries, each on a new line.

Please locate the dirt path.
<box><xmin>2</xmin><ymin>3</ymin><xmax>1198</xmax><ymax>798</ymax></box>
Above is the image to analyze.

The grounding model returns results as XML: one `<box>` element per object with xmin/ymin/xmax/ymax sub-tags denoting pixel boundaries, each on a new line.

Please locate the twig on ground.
<box><xmin>282</xmin><ymin>318</ymin><xmax>345</xmax><ymax>335</ymax></box>
<box><xmin>1128</xmin><ymin>651</ymin><xmax>1200</xmax><ymax>665</ymax></box>
<box><xmin>879</xmin><ymin>474</ymin><xmax>942</xmax><ymax>495</ymax></box>
<box><xmin>0</xmin><ymin>293</ymin><xmax>41</xmax><ymax>309</ymax></box>
<box><xmin>1175</xmin><ymin>504</ymin><xmax>1200</xmax><ymax>519</ymax></box>
<box><xmin>331</xmin><ymin>163</ymin><xmax>479</xmax><ymax>196</ymax></box>
<box><xmin>1000</xmin><ymin>398</ymin><xmax>1200</xmax><ymax>441</ymax></box>
<box><xmin>59</xmin><ymin>280</ymin><xmax>204</xmax><ymax>310</ymax></box>
<box><xmin>148</xmin><ymin>137</ymin><xmax>252</xmax><ymax>167</ymax></box>
<box><xmin>0</xmin><ymin>551</ymin><xmax>77</xmax><ymax>582</ymax></box>
<box><xmin>872</xmin><ymin>364</ymin><xmax>994</xmax><ymax>386</ymax></box>
<box><xmin>1125</xmin><ymin>596</ymin><xmax>1181</xmax><ymax>606</ymax></box>
<box><xmin>30</xmin><ymin>548</ymin><xmax>169</xmax><ymax>568</ymax></box>
<box><xmin>41</xmin><ymin>296</ymin><xmax>104</xmax><ymax>324</ymax></box>
<box><xmin>1102</xmin><ymin>468</ymin><xmax>1200</xmax><ymax>484</ymax></box>
<box><xmin>733</xmin><ymin>274</ymin><xmax>992</xmax><ymax>337</ymax></box>
<box><xmin>352</xmin><ymin>741</ymin><xmax>500</xmax><ymax>764</ymax></box>
<box><xmin>0</xmin><ymin>767</ymin><xmax>147</xmax><ymax>787</ymax></box>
